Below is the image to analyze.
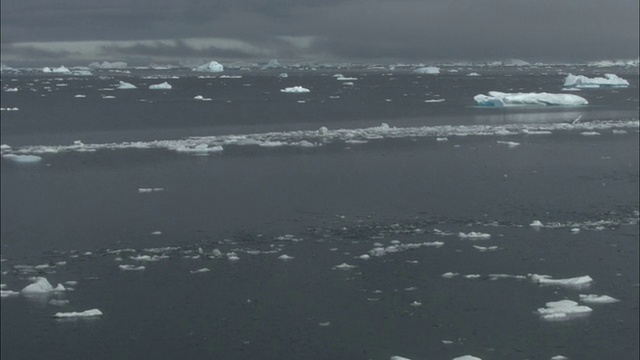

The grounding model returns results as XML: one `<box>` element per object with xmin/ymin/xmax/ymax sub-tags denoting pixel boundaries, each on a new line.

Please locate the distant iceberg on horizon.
<box><xmin>412</xmin><ymin>66</ymin><xmax>440</xmax><ymax>74</ymax></box>
<box><xmin>89</xmin><ymin>61</ymin><xmax>128</xmax><ymax>69</ymax></box>
<box><xmin>563</xmin><ymin>73</ymin><xmax>629</xmax><ymax>88</ymax></box>
<box><xmin>474</xmin><ymin>91</ymin><xmax>588</xmax><ymax>107</ymax></box>
<box><xmin>192</xmin><ymin>61</ymin><xmax>224</xmax><ymax>73</ymax></box>
<box><xmin>42</xmin><ymin>66</ymin><xmax>71</xmax><ymax>74</ymax></box>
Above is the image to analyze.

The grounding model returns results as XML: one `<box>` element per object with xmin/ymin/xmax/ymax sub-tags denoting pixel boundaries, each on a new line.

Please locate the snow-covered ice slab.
<box><xmin>537</xmin><ymin>299</ymin><xmax>592</xmax><ymax>320</ymax></box>
<box><xmin>281</xmin><ymin>86</ymin><xmax>310</xmax><ymax>93</ymax></box>
<box><xmin>563</xmin><ymin>74</ymin><xmax>629</xmax><ymax>88</ymax></box>
<box><xmin>529</xmin><ymin>274</ymin><xmax>593</xmax><ymax>289</ymax></box>
<box><xmin>475</xmin><ymin>92</ymin><xmax>588</xmax><ymax>107</ymax></box>
<box><xmin>149</xmin><ymin>82</ymin><xmax>172</xmax><ymax>90</ymax></box>
<box><xmin>21</xmin><ymin>277</ymin><xmax>66</xmax><ymax>294</ymax></box>
<box><xmin>579</xmin><ymin>294</ymin><xmax>620</xmax><ymax>304</ymax></box>
<box><xmin>53</xmin><ymin>309</ymin><xmax>103</xmax><ymax>318</ymax></box>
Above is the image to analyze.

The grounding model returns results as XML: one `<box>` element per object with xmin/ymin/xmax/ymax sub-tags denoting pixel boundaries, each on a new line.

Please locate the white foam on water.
<box><xmin>53</xmin><ymin>309</ymin><xmax>103</xmax><ymax>318</ymax></box>
<box><xmin>578</xmin><ymin>294</ymin><xmax>620</xmax><ymax>304</ymax></box>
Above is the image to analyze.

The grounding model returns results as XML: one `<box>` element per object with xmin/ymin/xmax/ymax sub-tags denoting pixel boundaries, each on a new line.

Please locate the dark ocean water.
<box><xmin>1</xmin><ymin>66</ymin><xmax>639</xmax><ymax>360</ymax></box>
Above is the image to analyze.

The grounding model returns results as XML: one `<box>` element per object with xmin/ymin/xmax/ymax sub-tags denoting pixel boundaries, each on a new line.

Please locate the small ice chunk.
<box><xmin>21</xmin><ymin>277</ymin><xmax>65</xmax><ymax>294</ymax></box>
<box><xmin>458</xmin><ymin>232</ymin><xmax>491</xmax><ymax>240</ymax></box>
<box><xmin>413</xmin><ymin>66</ymin><xmax>440</xmax><ymax>74</ymax></box>
<box><xmin>581</xmin><ymin>131</ymin><xmax>601</xmax><ymax>136</ymax></box>
<box><xmin>119</xmin><ymin>264</ymin><xmax>145</xmax><ymax>271</ymax></box>
<box><xmin>570</xmin><ymin>228</ymin><xmax>581</xmax><ymax>233</ymax></box>
<box><xmin>333</xmin><ymin>263</ymin><xmax>356</xmax><ymax>270</ymax></box>
<box><xmin>529</xmin><ymin>274</ymin><xmax>593</xmax><ymax>289</ymax></box>
<box><xmin>464</xmin><ymin>274</ymin><xmax>481</xmax><ymax>279</ymax></box>
<box><xmin>467</xmin><ymin>72</ymin><xmax>481</xmax><ymax>76</ymax></box>
<box><xmin>318</xmin><ymin>321</ymin><xmax>331</xmax><ymax>327</ymax></box>
<box><xmin>49</xmin><ymin>299</ymin><xmax>70</xmax><ymax>306</ymax></box>
<box><xmin>530</xmin><ymin>220</ymin><xmax>544</xmax><ymax>227</ymax></box>
<box><xmin>151</xmin><ymin>231</ymin><xmax>162</xmax><ymax>235</ymax></box>
<box><xmin>1</xmin><ymin>290</ymin><xmax>20</xmax><ymax>298</ymax></box>
<box><xmin>410</xmin><ymin>301</ymin><xmax>422</xmax><ymax>307</ymax></box>
<box><xmin>452</xmin><ymin>356</ymin><xmax>482</xmax><ymax>360</ymax></box>
<box><xmin>53</xmin><ymin>309</ymin><xmax>103</xmax><ymax>318</ymax></box>
<box><xmin>497</xmin><ymin>141</ymin><xmax>520</xmax><ymax>148</ymax></box>
<box><xmin>537</xmin><ymin>299</ymin><xmax>592</xmax><ymax>320</ymax></box>
<box><xmin>550</xmin><ymin>356</ymin><xmax>568</xmax><ymax>360</ymax></box>
<box><xmin>3</xmin><ymin>154</ymin><xmax>43</xmax><ymax>163</ymax></box>
<box><xmin>578</xmin><ymin>294</ymin><xmax>620</xmax><ymax>304</ymax></box>
<box><xmin>281</xmin><ymin>86</ymin><xmax>310</xmax><ymax>93</ymax></box>
<box><xmin>149</xmin><ymin>82</ymin><xmax>172</xmax><ymax>90</ymax></box>
<box><xmin>563</xmin><ymin>73</ymin><xmax>629</xmax><ymax>88</ymax></box>
<box><xmin>424</xmin><ymin>99</ymin><xmax>445</xmax><ymax>103</ymax></box>
<box><xmin>390</xmin><ymin>356</ymin><xmax>413</xmax><ymax>360</ymax></box>
<box><xmin>194</xmin><ymin>95</ymin><xmax>212</xmax><ymax>101</ymax></box>
<box><xmin>441</xmin><ymin>272</ymin><xmax>459</xmax><ymax>278</ymax></box>
<box><xmin>116</xmin><ymin>81</ymin><xmax>137</xmax><ymax>89</ymax></box>
<box><xmin>474</xmin><ymin>92</ymin><xmax>587</xmax><ymax>107</ymax></box>
<box><xmin>277</xmin><ymin>254</ymin><xmax>294</xmax><ymax>260</ymax></box>
<box><xmin>358</xmin><ymin>254</ymin><xmax>370</xmax><ymax>260</ymax></box>
<box><xmin>190</xmin><ymin>268</ymin><xmax>210</xmax><ymax>274</ymax></box>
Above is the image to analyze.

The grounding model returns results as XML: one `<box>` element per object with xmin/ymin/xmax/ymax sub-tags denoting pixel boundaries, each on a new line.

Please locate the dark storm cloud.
<box><xmin>1</xmin><ymin>0</ymin><xmax>638</xmax><ymax>63</ymax></box>
<box><xmin>101</xmin><ymin>40</ymin><xmax>263</xmax><ymax>59</ymax></box>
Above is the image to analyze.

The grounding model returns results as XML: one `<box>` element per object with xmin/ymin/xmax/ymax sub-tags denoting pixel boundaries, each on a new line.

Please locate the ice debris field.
<box><xmin>1</xmin><ymin>120</ymin><xmax>638</xmax><ymax>160</ymax></box>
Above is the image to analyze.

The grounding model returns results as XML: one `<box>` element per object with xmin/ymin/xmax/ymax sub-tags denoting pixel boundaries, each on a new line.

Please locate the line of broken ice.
<box><xmin>2</xmin><ymin>120</ymin><xmax>637</xmax><ymax>158</ymax></box>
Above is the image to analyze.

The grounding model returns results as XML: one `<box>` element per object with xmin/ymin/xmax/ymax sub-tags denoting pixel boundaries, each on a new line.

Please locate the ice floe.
<box><xmin>2</xmin><ymin>154</ymin><xmax>42</xmax><ymax>163</ymax></box>
<box><xmin>138</xmin><ymin>187</ymin><xmax>164</xmax><ymax>193</ymax></box>
<box><xmin>529</xmin><ymin>274</ymin><xmax>593</xmax><ymax>289</ymax></box>
<box><xmin>563</xmin><ymin>74</ymin><xmax>629</xmax><ymax>88</ymax></box>
<box><xmin>1</xmin><ymin>290</ymin><xmax>20</xmax><ymax>298</ymax></box>
<box><xmin>43</xmin><ymin>66</ymin><xmax>71</xmax><ymax>74</ymax></box>
<box><xmin>119</xmin><ymin>265</ymin><xmax>145</xmax><ymax>271</ymax></box>
<box><xmin>21</xmin><ymin>277</ymin><xmax>66</xmax><ymax>295</ymax></box>
<box><xmin>333</xmin><ymin>263</ymin><xmax>357</xmax><ymax>270</ymax></box>
<box><xmin>537</xmin><ymin>299</ymin><xmax>592</xmax><ymax>320</ymax></box>
<box><xmin>149</xmin><ymin>82</ymin><xmax>172</xmax><ymax>90</ymax></box>
<box><xmin>458</xmin><ymin>232</ymin><xmax>491</xmax><ymax>240</ymax></box>
<box><xmin>277</xmin><ymin>254</ymin><xmax>295</xmax><ymax>260</ymax></box>
<box><xmin>53</xmin><ymin>309</ymin><xmax>103</xmax><ymax>318</ymax></box>
<box><xmin>496</xmin><ymin>140</ymin><xmax>520</xmax><ymax>148</ymax></box>
<box><xmin>424</xmin><ymin>99</ymin><xmax>445</xmax><ymax>103</ymax></box>
<box><xmin>441</xmin><ymin>272</ymin><xmax>459</xmax><ymax>278</ymax></box>
<box><xmin>578</xmin><ymin>294</ymin><xmax>620</xmax><ymax>304</ymax></box>
<box><xmin>116</xmin><ymin>81</ymin><xmax>137</xmax><ymax>89</ymax></box>
<box><xmin>467</xmin><ymin>72</ymin><xmax>481</xmax><ymax>77</ymax></box>
<box><xmin>190</xmin><ymin>268</ymin><xmax>210</xmax><ymax>274</ymax></box>
<box><xmin>413</xmin><ymin>66</ymin><xmax>440</xmax><ymax>74</ymax></box>
<box><xmin>474</xmin><ymin>92</ymin><xmax>588</xmax><ymax>107</ymax></box>
<box><xmin>452</xmin><ymin>356</ymin><xmax>482</xmax><ymax>360</ymax></box>
<box><xmin>281</xmin><ymin>86</ymin><xmax>310</xmax><ymax>93</ymax></box>
<box><xmin>194</xmin><ymin>95</ymin><xmax>212</xmax><ymax>101</ymax></box>
<box><xmin>193</xmin><ymin>61</ymin><xmax>224</xmax><ymax>73</ymax></box>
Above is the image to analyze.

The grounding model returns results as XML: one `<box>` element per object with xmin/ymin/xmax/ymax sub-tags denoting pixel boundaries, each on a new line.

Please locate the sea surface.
<box><xmin>1</xmin><ymin>65</ymin><xmax>639</xmax><ymax>360</ymax></box>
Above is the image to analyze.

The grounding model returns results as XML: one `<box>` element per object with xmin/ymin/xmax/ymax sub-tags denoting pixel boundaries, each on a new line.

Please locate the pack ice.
<box><xmin>474</xmin><ymin>92</ymin><xmax>588</xmax><ymax>107</ymax></box>
<box><xmin>563</xmin><ymin>73</ymin><xmax>629</xmax><ymax>88</ymax></box>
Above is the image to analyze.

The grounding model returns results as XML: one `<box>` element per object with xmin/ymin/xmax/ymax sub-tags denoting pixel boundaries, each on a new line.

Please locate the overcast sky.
<box><xmin>1</xmin><ymin>0</ymin><xmax>638</xmax><ymax>65</ymax></box>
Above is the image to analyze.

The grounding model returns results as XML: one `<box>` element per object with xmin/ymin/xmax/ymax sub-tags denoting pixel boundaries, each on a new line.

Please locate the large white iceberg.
<box><xmin>474</xmin><ymin>92</ymin><xmax>588</xmax><ymax>107</ymax></box>
<box><xmin>413</xmin><ymin>66</ymin><xmax>440</xmax><ymax>74</ymax></box>
<box><xmin>42</xmin><ymin>66</ymin><xmax>71</xmax><ymax>74</ymax></box>
<box><xmin>193</xmin><ymin>61</ymin><xmax>224</xmax><ymax>73</ymax></box>
<box><xmin>149</xmin><ymin>82</ymin><xmax>172</xmax><ymax>90</ymax></box>
<box><xmin>563</xmin><ymin>73</ymin><xmax>629</xmax><ymax>88</ymax></box>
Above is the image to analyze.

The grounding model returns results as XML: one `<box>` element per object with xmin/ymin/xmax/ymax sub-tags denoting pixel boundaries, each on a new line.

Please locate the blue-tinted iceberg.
<box><xmin>474</xmin><ymin>92</ymin><xmax>588</xmax><ymax>107</ymax></box>
<box><xmin>563</xmin><ymin>73</ymin><xmax>629</xmax><ymax>88</ymax></box>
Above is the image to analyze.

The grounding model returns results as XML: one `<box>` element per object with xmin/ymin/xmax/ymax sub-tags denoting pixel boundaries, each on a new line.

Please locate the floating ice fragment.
<box><xmin>358</xmin><ymin>254</ymin><xmax>370</xmax><ymax>260</ymax></box>
<box><xmin>458</xmin><ymin>232</ymin><xmax>491</xmax><ymax>240</ymax></box>
<box><xmin>410</xmin><ymin>301</ymin><xmax>422</xmax><ymax>307</ymax></box>
<box><xmin>1</xmin><ymin>290</ymin><xmax>20</xmax><ymax>298</ymax></box>
<box><xmin>580</xmin><ymin>131</ymin><xmax>600</xmax><ymax>136</ymax></box>
<box><xmin>277</xmin><ymin>254</ymin><xmax>294</xmax><ymax>260</ymax></box>
<box><xmin>537</xmin><ymin>299</ymin><xmax>592</xmax><ymax>320</ymax></box>
<box><xmin>149</xmin><ymin>82</ymin><xmax>172</xmax><ymax>90</ymax></box>
<box><xmin>550</xmin><ymin>356</ymin><xmax>568</xmax><ymax>360</ymax></box>
<box><xmin>578</xmin><ymin>294</ymin><xmax>620</xmax><ymax>304</ymax></box>
<box><xmin>612</xmin><ymin>130</ymin><xmax>628</xmax><ymax>135</ymax></box>
<box><xmin>281</xmin><ymin>86</ymin><xmax>310</xmax><ymax>93</ymax></box>
<box><xmin>190</xmin><ymin>268</ymin><xmax>210</xmax><ymax>274</ymax></box>
<box><xmin>194</xmin><ymin>95</ymin><xmax>212</xmax><ymax>101</ymax></box>
<box><xmin>424</xmin><ymin>98</ymin><xmax>445</xmax><ymax>103</ymax></box>
<box><xmin>119</xmin><ymin>265</ymin><xmax>145</xmax><ymax>271</ymax></box>
<box><xmin>464</xmin><ymin>274</ymin><xmax>481</xmax><ymax>279</ymax></box>
<box><xmin>333</xmin><ymin>263</ymin><xmax>356</xmax><ymax>270</ymax></box>
<box><xmin>452</xmin><ymin>356</ymin><xmax>482</xmax><ymax>360</ymax></box>
<box><xmin>530</xmin><ymin>220</ymin><xmax>544</xmax><ymax>227</ymax></box>
<box><xmin>436</xmin><ymin>137</ymin><xmax>448</xmax><ymax>142</ymax></box>
<box><xmin>473</xmin><ymin>245</ymin><xmax>498</xmax><ymax>252</ymax></box>
<box><xmin>441</xmin><ymin>272</ymin><xmax>459</xmax><ymax>278</ymax></box>
<box><xmin>563</xmin><ymin>74</ymin><xmax>629</xmax><ymax>88</ymax></box>
<box><xmin>467</xmin><ymin>72</ymin><xmax>480</xmax><ymax>76</ymax></box>
<box><xmin>116</xmin><ymin>81</ymin><xmax>137</xmax><ymax>89</ymax></box>
<box><xmin>74</xmin><ymin>94</ymin><xmax>86</xmax><ymax>98</ymax></box>
<box><xmin>336</xmin><ymin>76</ymin><xmax>358</xmax><ymax>81</ymax></box>
<box><xmin>53</xmin><ymin>309</ymin><xmax>103</xmax><ymax>318</ymax></box>
<box><xmin>193</xmin><ymin>61</ymin><xmax>224</xmax><ymax>72</ymax></box>
<box><xmin>529</xmin><ymin>274</ymin><xmax>593</xmax><ymax>289</ymax></box>
<box><xmin>3</xmin><ymin>154</ymin><xmax>43</xmax><ymax>163</ymax></box>
<box><xmin>413</xmin><ymin>66</ymin><xmax>440</xmax><ymax>74</ymax></box>
<box><xmin>442</xmin><ymin>340</ymin><xmax>454</xmax><ymax>345</ymax></box>
<box><xmin>151</xmin><ymin>231</ymin><xmax>162</xmax><ymax>235</ymax></box>
<box><xmin>570</xmin><ymin>228</ymin><xmax>581</xmax><ymax>233</ymax></box>
<box><xmin>318</xmin><ymin>321</ymin><xmax>331</xmax><ymax>327</ymax></box>
<box><xmin>474</xmin><ymin>92</ymin><xmax>588</xmax><ymax>107</ymax></box>
<box><xmin>21</xmin><ymin>277</ymin><xmax>65</xmax><ymax>294</ymax></box>
<box><xmin>138</xmin><ymin>187</ymin><xmax>164</xmax><ymax>193</ymax></box>
<box><xmin>390</xmin><ymin>356</ymin><xmax>413</xmax><ymax>360</ymax></box>
<box><xmin>49</xmin><ymin>299</ymin><xmax>70</xmax><ymax>306</ymax></box>
<box><xmin>497</xmin><ymin>141</ymin><xmax>520</xmax><ymax>148</ymax></box>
